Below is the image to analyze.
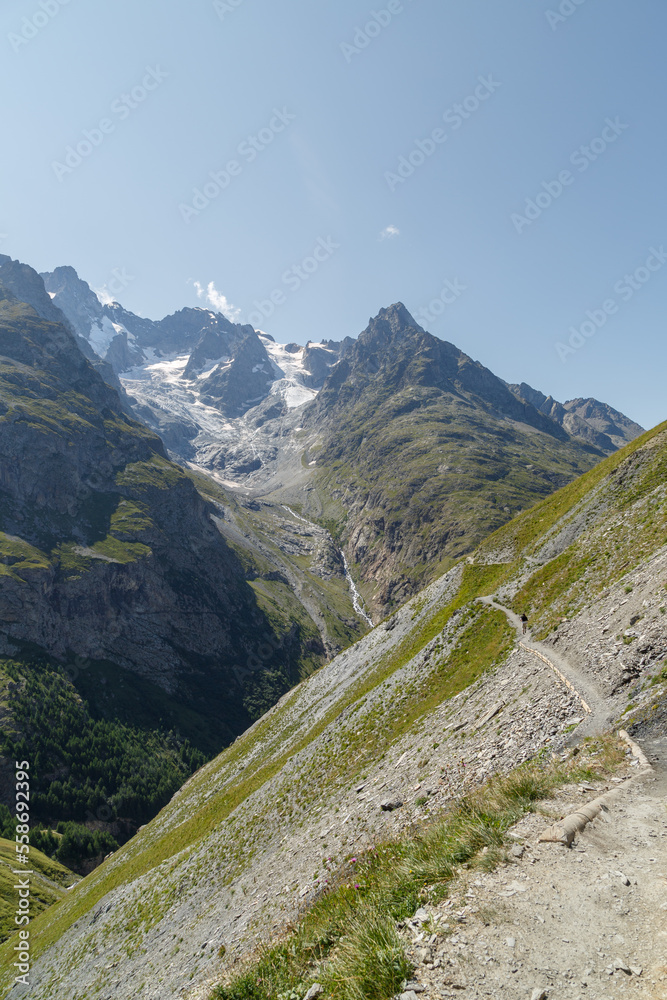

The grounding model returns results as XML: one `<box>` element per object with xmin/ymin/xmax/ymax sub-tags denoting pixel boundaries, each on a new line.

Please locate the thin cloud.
<box><xmin>193</xmin><ymin>280</ymin><xmax>241</xmax><ymax>321</ymax></box>
<box><xmin>379</xmin><ymin>225</ymin><xmax>400</xmax><ymax>241</ymax></box>
<box><xmin>94</xmin><ymin>286</ymin><xmax>114</xmax><ymax>306</ymax></box>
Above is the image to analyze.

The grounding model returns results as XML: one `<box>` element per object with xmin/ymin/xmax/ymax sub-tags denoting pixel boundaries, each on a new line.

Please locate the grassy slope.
<box><xmin>0</xmin><ymin>307</ymin><xmax>343</xmax><ymax>866</ymax></box>
<box><xmin>475</xmin><ymin>420</ymin><xmax>667</xmax><ymax>634</ymax></box>
<box><xmin>212</xmin><ymin>736</ymin><xmax>625</xmax><ymax>1000</ymax></box>
<box><xmin>187</xmin><ymin>470</ymin><xmax>367</xmax><ymax>654</ymax></box>
<box><xmin>0</xmin><ymin>421</ymin><xmax>665</xmax><ymax>994</ymax></box>
<box><xmin>0</xmin><ymin>839</ymin><xmax>77</xmax><ymax>943</ymax></box>
<box><xmin>306</xmin><ymin>379</ymin><xmax>605</xmax><ymax>611</ymax></box>
<box><xmin>0</xmin><ymin>586</ymin><xmax>512</xmax><ymax>985</ymax></box>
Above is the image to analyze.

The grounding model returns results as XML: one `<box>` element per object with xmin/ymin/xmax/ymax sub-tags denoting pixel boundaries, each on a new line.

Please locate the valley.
<box><xmin>0</xmin><ymin>408</ymin><xmax>662</xmax><ymax>1000</ymax></box>
<box><xmin>0</xmin><ymin>255</ymin><xmax>662</xmax><ymax>1000</ymax></box>
<box><xmin>40</xmin><ymin>265</ymin><xmax>644</xmax><ymax>620</ymax></box>
<box><xmin>5</xmin><ymin>7</ymin><xmax>663</xmax><ymax>999</ymax></box>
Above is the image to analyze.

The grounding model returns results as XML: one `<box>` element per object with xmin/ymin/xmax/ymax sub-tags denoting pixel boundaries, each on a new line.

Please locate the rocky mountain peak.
<box><xmin>0</xmin><ymin>255</ymin><xmax>73</xmax><ymax>330</ymax></box>
<box><xmin>40</xmin><ymin>264</ymin><xmax>105</xmax><ymax>342</ymax></box>
<box><xmin>372</xmin><ymin>301</ymin><xmax>421</xmax><ymax>334</ymax></box>
<box><xmin>507</xmin><ymin>381</ymin><xmax>645</xmax><ymax>455</ymax></box>
<box><xmin>358</xmin><ymin>302</ymin><xmax>424</xmax><ymax>352</ymax></box>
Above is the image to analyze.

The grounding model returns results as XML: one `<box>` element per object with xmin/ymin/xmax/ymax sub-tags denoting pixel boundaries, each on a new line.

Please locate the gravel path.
<box><xmin>402</xmin><ymin>744</ymin><xmax>667</xmax><ymax>1000</ymax></box>
<box><xmin>479</xmin><ymin>597</ymin><xmax>612</xmax><ymax>734</ymax></box>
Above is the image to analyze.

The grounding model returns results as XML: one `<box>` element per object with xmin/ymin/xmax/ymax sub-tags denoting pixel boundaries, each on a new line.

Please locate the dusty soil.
<box><xmin>401</xmin><ymin>739</ymin><xmax>667</xmax><ymax>1000</ymax></box>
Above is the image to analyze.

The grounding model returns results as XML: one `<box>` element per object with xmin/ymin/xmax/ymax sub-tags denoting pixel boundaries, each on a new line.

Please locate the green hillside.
<box><xmin>302</xmin><ymin>305</ymin><xmax>613</xmax><ymax>615</ymax></box>
<box><xmin>0</xmin><ymin>838</ymin><xmax>76</xmax><ymax>943</ymax></box>
<box><xmin>0</xmin><ymin>287</ymin><xmax>329</xmax><ymax>870</ymax></box>
<box><xmin>2</xmin><ymin>419</ymin><xmax>664</xmax><ymax>999</ymax></box>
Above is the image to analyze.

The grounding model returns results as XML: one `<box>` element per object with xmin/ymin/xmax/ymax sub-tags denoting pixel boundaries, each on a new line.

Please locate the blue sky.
<box><xmin>1</xmin><ymin>0</ymin><xmax>665</xmax><ymax>428</ymax></box>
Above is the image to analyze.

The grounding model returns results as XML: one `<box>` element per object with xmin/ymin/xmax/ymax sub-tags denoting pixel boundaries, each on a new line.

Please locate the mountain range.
<box><xmin>0</xmin><ymin>259</ymin><xmax>358</xmax><ymax>873</ymax></box>
<box><xmin>0</xmin><ymin>252</ymin><xmax>646</xmax><ymax>873</ymax></box>
<box><xmin>40</xmin><ymin>263</ymin><xmax>643</xmax><ymax>617</ymax></box>
<box><xmin>3</xmin><ymin>401</ymin><xmax>663</xmax><ymax>1000</ymax></box>
<box><xmin>0</xmin><ymin>252</ymin><xmax>662</xmax><ymax>1000</ymax></box>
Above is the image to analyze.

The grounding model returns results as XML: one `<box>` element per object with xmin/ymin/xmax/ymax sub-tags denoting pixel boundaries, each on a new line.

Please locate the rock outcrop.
<box><xmin>0</xmin><ymin>275</ymin><xmax>306</xmax><ymax>728</ymax></box>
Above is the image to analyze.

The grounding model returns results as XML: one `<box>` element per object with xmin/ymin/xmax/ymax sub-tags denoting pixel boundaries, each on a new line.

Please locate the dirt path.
<box><xmin>479</xmin><ymin>596</ymin><xmax>612</xmax><ymax>734</ymax></box>
<box><xmin>402</xmin><ymin>742</ymin><xmax>667</xmax><ymax>1000</ymax></box>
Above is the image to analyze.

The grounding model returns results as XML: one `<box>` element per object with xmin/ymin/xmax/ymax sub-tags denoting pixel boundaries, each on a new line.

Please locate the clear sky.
<box><xmin>1</xmin><ymin>0</ymin><xmax>665</xmax><ymax>428</ymax></box>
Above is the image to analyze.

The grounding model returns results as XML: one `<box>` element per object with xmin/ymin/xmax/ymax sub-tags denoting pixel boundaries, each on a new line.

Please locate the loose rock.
<box><xmin>380</xmin><ymin>798</ymin><xmax>403</xmax><ymax>812</ymax></box>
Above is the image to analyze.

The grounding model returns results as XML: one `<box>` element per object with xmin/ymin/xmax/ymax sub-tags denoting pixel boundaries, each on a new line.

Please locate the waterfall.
<box><xmin>282</xmin><ymin>506</ymin><xmax>373</xmax><ymax>628</ymax></box>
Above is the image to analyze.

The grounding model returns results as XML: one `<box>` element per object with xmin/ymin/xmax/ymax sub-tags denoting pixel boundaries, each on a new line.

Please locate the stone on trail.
<box><xmin>511</xmin><ymin>844</ymin><xmax>525</xmax><ymax>858</ymax></box>
<box><xmin>380</xmin><ymin>798</ymin><xmax>403</xmax><ymax>811</ymax></box>
<box><xmin>413</xmin><ymin>907</ymin><xmax>430</xmax><ymax>922</ymax></box>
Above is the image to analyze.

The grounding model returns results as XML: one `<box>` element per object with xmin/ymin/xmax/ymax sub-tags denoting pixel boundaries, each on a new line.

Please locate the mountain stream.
<box><xmin>282</xmin><ymin>506</ymin><xmax>373</xmax><ymax>628</ymax></box>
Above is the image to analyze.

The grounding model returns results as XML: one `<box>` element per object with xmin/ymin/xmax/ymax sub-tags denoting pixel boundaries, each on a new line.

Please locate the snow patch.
<box><xmin>89</xmin><ymin>316</ymin><xmax>121</xmax><ymax>357</ymax></box>
<box><xmin>87</xmin><ymin>316</ymin><xmax>131</xmax><ymax>358</ymax></box>
<box><xmin>195</xmin><ymin>358</ymin><xmax>232</xmax><ymax>380</ymax></box>
<box><xmin>120</xmin><ymin>354</ymin><xmax>236</xmax><ymax>438</ymax></box>
<box><xmin>259</xmin><ymin>338</ymin><xmax>317</xmax><ymax>408</ymax></box>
